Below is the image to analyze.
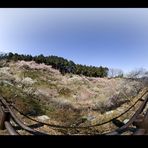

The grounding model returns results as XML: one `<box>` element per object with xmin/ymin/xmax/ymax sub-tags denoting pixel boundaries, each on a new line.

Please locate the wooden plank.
<box><xmin>107</xmin><ymin>93</ymin><xmax>148</xmax><ymax>135</ymax></box>
<box><xmin>0</xmin><ymin>106</ymin><xmax>10</xmax><ymax>130</ymax></box>
<box><xmin>5</xmin><ymin>121</ymin><xmax>19</xmax><ymax>135</ymax></box>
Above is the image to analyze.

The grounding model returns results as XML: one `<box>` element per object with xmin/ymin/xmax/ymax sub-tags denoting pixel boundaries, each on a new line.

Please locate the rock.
<box><xmin>123</xmin><ymin>119</ymin><xmax>129</xmax><ymax>124</ymax></box>
<box><xmin>87</xmin><ymin>115</ymin><xmax>96</xmax><ymax>121</ymax></box>
<box><xmin>37</xmin><ymin>115</ymin><xmax>50</xmax><ymax>122</ymax></box>
<box><xmin>105</xmin><ymin>110</ymin><xmax>114</xmax><ymax>115</ymax></box>
<box><xmin>48</xmin><ymin>80</ymin><xmax>52</xmax><ymax>83</ymax></box>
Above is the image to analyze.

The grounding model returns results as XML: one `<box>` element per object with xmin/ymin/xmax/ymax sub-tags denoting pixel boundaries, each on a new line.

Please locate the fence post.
<box><xmin>0</xmin><ymin>106</ymin><xmax>10</xmax><ymax>130</ymax></box>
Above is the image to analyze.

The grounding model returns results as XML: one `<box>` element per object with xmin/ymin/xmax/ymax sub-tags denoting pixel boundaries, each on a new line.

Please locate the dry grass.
<box><xmin>0</xmin><ymin>60</ymin><xmax>147</xmax><ymax>135</ymax></box>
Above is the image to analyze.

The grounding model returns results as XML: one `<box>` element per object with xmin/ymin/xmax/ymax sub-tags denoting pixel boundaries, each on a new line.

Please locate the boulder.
<box><xmin>37</xmin><ymin>115</ymin><xmax>50</xmax><ymax>122</ymax></box>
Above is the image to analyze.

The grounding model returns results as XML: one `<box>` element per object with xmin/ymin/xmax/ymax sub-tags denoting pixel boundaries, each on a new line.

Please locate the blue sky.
<box><xmin>0</xmin><ymin>8</ymin><xmax>148</xmax><ymax>73</ymax></box>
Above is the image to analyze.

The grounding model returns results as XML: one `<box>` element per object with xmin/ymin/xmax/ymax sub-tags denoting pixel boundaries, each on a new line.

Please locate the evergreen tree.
<box><xmin>1</xmin><ymin>52</ymin><xmax>109</xmax><ymax>78</ymax></box>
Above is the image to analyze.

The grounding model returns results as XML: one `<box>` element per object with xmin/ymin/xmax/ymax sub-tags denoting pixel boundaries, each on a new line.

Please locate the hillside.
<box><xmin>0</xmin><ymin>60</ymin><xmax>147</xmax><ymax>135</ymax></box>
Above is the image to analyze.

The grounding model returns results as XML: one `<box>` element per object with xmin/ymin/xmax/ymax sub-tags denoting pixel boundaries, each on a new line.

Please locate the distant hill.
<box><xmin>0</xmin><ymin>52</ymin><xmax>109</xmax><ymax>78</ymax></box>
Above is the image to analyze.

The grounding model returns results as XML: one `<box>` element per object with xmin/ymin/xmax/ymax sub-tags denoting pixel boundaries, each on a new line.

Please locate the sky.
<box><xmin>0</xmin><ymin>8</ymin><xmax>148</xmax><ymax>73</ymax></box>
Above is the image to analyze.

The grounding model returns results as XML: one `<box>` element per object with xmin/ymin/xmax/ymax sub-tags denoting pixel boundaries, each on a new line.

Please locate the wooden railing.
<box><xmin>1</xmin><ymin>90</ymin><xmax>148</xmax><ymax>135</ymax></box>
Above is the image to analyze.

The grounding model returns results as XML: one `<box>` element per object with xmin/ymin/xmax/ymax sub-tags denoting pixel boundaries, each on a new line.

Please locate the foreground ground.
<box><xmin>0</xmin><ymin>60</ymin><xmax>147</xmax><ymax>135</ymax></box>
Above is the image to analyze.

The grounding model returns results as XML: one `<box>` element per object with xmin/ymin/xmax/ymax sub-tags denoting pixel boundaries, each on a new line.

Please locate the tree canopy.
<box><xmin>0</xmin><ymin>52</ymin><xmax>109</xmax><ymax>78</ymax></box>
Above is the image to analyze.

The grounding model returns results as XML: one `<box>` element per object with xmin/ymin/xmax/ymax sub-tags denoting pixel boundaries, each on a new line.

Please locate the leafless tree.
<box><xmin>108</xmin><ymin>68</ymin><xmax>124</xmax><ymax>78</ymax></box>
<box><xmin>126</xmin><ymin>68</ymin><xmax>148</xmax><ymax>78</ymax></box>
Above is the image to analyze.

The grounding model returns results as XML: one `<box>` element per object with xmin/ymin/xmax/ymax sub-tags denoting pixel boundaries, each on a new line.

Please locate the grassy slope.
<box><xmin>0</xmin><ymin>60</ymin><xmax>146</xmax><ymax>134</ymax></box>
